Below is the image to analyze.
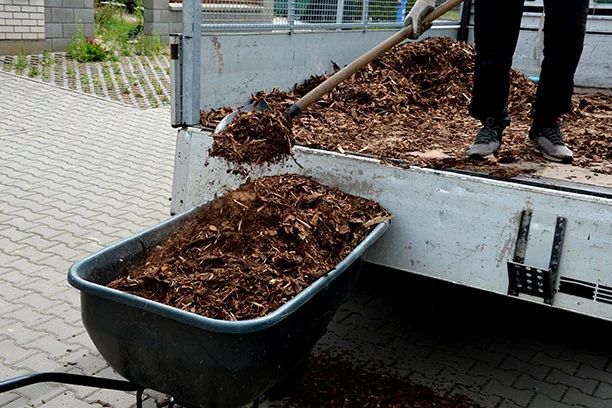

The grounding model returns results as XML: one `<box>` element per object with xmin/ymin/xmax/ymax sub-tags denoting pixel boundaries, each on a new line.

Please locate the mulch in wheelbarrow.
<box><xmin>203</xmin><ymin>37</ymin><xmax>612</xmax><ymax>179</ymax></box>
<box><xmin>270</xmin><ymin>353</ymin><xmax>482</xmax><ymax>408</ymax></box>
<box><xmin>107</xmin><ymin>174</ymin><xmax>390</xmax><ymax>321</ymax></box>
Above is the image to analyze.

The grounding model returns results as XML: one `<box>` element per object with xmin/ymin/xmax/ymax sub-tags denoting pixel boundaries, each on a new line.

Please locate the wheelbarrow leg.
<box><xmin>136</xmin><ymin>389</ymin><xmax>144</xmax><ymax>408</ymax></box>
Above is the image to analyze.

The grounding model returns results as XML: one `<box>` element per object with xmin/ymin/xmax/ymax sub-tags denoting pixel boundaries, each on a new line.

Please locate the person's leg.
<box><xmin>466</xmin><ymin>0</ymin><xmax>525</xmax><ymax>159</ymax></box>
<box><xmin>528</xmin><ymin>0</ymin><xmax>589</xmax><ymax>163</ymax></box>
<box><xmin>533</xmin><ymin>0</ymin><xmax>589</xmax><ymax>124</ymax></box>
<box><xmin>469</xmin><ymin>0</ymin><xmax>525</xmax><ymax>122</ymax></box>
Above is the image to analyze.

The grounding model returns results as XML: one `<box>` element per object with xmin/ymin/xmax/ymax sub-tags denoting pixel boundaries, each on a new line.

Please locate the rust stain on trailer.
<box><xmin>212</xmin><ymin>36</ymin><xmax>224</xmax><ymax>76</ymax></box>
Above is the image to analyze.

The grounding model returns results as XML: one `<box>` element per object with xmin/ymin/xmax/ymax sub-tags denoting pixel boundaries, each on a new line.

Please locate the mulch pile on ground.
<box><xmin>107</xmin><ymin>174</ymin><xmax>389</xmax><ymax>321</ymax></box>
<box><xmin>271</xmin><ymin>353</ymin><xmax>482</xmax><ymax>408</ymax></box>
<box><xmin>203</xmin><ymin>37</ymin><xmax>612</xmax><ymax>178</ymax></box>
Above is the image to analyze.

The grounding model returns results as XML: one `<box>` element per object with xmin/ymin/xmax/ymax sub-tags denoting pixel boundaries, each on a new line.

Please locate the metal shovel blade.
<box><xmin>214</xmin><ymin>99</ymin><xmax>272</xmax><ymax>133</ymax></box>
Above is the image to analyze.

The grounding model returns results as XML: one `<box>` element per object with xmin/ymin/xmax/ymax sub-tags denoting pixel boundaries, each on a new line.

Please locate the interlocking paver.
<box><xmin>594</xmin><ymin>382</ymin><xmax>612</xmax><ymax>399</ymax></box>
<box><xmin>575</xmin><ymin>362</ymin><xmax>612</xmax><ymax>384</ymax></box>
<box><xmin>563</xmin><ymin>388</ymin><xmax>611</xmax><ymax>408</ymax></box>
<box><xmin>531</xmin><ymin>351</ymin><xmax>581</xmax><ymax>375</ymax></box>
<box><xmin>0</xmin><ymin>339</ymin><xmax>40</xmax><ymax>364</ymax></box>
<box><xmin>547</xmin><ymin>368</ymin><xmax>599</xmax><ymax>395</ymax></box>
<box><xmin>514</xmin><ymin>373</ymin><xmax>568</xmax><ymax>402</ymax></box>
<box><xmin>501</xmin><ymin>356</ymin><xmax>551</xmax><ymax>381</ymax></box>
<box><xmin>481</xmin><ymin>379</ymin><xmax>535</xmax><ymax>406</ymax></box>
<box><xmin>529</xmin><ymin>394</ymin><xmax>577</xmax><ymax>408</ymax></box>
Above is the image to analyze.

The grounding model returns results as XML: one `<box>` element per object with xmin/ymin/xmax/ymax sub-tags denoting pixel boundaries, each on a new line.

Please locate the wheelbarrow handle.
<box><xmin>286</xmin><ymin>0</ymin><xmax>465</xmax><ymax>118</ymax></box>
<box><xmin>0</xmin><ymin>372</ymin><xmax>142</xmax><ymax>393</ymax></box>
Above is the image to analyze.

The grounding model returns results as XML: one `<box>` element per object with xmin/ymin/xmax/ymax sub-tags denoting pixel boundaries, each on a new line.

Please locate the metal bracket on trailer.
<box><xmin>507</xmin><ymin>210</ymin><xmax>567</xmax><ymax>305</ymax></box>
<box><xmin>170</xmin><ymin>33</ymin><xmax>183</xmax><ymax>128</ymax></box>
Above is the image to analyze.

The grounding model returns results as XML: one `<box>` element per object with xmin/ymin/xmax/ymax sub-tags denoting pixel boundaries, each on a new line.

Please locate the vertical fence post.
<box><xmin>336</xmin><ymin>0</ymin><xmax>345</xmax><ymax>25</ymax></box>
<box><xmin>288</xmin><ymin>0</ymin><xmax>295</xmax><ymax>33</ymax></box>
<box><xmin>182</xmin><ymin>0</ymin><xmax>202</xmax><ymax>126</ymax></box>
<box><xmin>361</xmin><ymin>0</ymin><xmax>369</xmax><ymax>30</ymax></box>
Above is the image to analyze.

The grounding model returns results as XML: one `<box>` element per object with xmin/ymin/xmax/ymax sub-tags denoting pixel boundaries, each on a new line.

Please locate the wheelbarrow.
<box><xmin>0</xmin><ymin>202</ymin><xmax>389</xmax><ymax>408</ymax></box>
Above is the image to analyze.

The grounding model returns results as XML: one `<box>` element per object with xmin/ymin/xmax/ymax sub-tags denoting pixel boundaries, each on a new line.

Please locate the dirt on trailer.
<box><xmin>270</xmin><ymin>353</ymin><xmax>483</xmax><ymax>408</ymax></box>
<box><xmin>202</xmin><ymin>37</ymin><xmax>612</xmax><ymax>180</ymax></box>
<box><xmin>107</xmin><ymin>174</ymin><xmax>390</xmax><ymax>321</ymax></box>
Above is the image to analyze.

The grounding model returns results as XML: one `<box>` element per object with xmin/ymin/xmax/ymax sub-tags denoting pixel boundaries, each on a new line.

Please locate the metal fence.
<box><xmin>198</xmin><ymin>0</ymin><xmax>463</xmax><ymax>32</ymax></box>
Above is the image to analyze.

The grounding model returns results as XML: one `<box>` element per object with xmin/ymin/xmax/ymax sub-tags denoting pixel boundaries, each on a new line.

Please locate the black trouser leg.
<box><xmin>532</xmin><ymin>0</ymin><xmax>589</xmax><ymax>126</ymax></box>
<box><xmin>469</xmin><ymin>0</ymin><xmax>525</xmax><ymax>123</ymax></box>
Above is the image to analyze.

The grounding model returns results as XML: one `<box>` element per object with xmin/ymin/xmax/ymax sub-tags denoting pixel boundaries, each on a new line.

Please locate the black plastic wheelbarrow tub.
<box><xmin>68</xmin><ymin>204</ymin><xmax>389</xmax><ymax>408</ymax></box>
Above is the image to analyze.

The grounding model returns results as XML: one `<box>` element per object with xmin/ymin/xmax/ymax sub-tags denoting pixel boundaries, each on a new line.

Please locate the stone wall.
<box><xmin>0</xmin><ymin>0</ymin><xmax>45</xmax><ymax>54</ymax></box>
<box><xmin>44</xmin><ymin>0</ymin><xmax>94</xmax><ymax>51</ymax></box>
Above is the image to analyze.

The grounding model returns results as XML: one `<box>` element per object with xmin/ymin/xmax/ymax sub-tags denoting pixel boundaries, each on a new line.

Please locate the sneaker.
<box><xmin>466</xmin><ymin>118</ymin><xmax>505</xmax><ymax>160</ymax></box>
<box><xmin>528</xmin><ymin>123</ymin><xmax>573</xmax><ymax>164</ymax></box>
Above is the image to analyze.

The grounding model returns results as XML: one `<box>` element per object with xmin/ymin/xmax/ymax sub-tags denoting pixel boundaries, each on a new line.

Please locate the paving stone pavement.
<box><xmin>1</xmin><ymin>71</ymin><xmax>612</xmax><ymax>408</ymax></box>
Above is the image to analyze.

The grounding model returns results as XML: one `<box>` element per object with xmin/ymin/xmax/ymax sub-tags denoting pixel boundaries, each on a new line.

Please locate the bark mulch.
<box><xmin>107</xmin><ymin>174</ymin><xmax>389</xmax><ymax>321</ymax></box>
<box><xmin>270</xmin><ymin>353</ymin><xmax>482</xmax><ymax>408</ymax></box>
<box><xmin>210</xmin><ymin>108</ymin><xmax>294</xmax><ymax>167</ymax></box>
<box><xmin>202</xmin><ymin>37</ymin><xmax>612</xmax><ymax>179</ymax></box>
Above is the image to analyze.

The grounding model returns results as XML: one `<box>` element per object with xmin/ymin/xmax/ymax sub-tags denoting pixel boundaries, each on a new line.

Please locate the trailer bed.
<box><xmin>171</xmin><ymin>127</ymin><xmax>612</xmax><ymax>322</ymax></box>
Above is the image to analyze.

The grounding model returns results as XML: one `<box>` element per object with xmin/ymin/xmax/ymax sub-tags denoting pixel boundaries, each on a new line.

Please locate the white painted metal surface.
<box><xmin>171</xmin><ymin>129</ymin><xmax>612</xmax><ymax>322</ymax></box>
<box><xmin>198</xmin><ymin>27</ymin><xmax>459</xmax><ymax>110</ymax></box>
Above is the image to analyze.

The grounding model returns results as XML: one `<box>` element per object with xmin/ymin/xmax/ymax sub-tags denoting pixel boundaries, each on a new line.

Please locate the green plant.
<box><xmin>15</xmin><ymin>53</ymin><xmax>27</xmax><ymax>72</ymax></box>
<box><xmin>29</xmin><ymin>67</ymin><xmax>40</xmax><ymax>77</ymax></box>
<box><xmin>41</xmin><ymin>50</ymin><xmax>52</xmax><ymax>66</ymax></box>
<box><xmin>134</xmin><ymin>33</ymin><xmax>162</xmax><ymax>57</ymax></box>
<box><xmin>133</xmin><ymin>0</ymin><xmax>144</xmax><ymax>19</ymax></box>
<box><xmin>68</xmin><ymin>24</ymin><xmax>108</xmax><ymax>62</ymax></box>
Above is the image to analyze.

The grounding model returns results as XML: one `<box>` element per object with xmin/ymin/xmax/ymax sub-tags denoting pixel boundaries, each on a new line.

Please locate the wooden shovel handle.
<box><xmin>287</xmin><ymin>0</ymin><xmax>465</xmax><ymax>118</ymax></box>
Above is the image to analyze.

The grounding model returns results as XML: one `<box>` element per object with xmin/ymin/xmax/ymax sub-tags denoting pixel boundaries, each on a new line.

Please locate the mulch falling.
<box><xmin>210</xmin><ymin>103</ymin><xmax>294</xmax><ymax>166</ymax></box>
<box><xmin>204</xmin><ymin>37</ymin><xmax>612</xmax><ymax>178</ymax></box>
<box><xmin>107</xmin><ymin>174</ymin><xmax>389</xmax><ymax>321</ymax></box>
<box><xmin>271</xmin><ymin>353</ymin><xmax>482</xmax><ymax>408</ymax></box>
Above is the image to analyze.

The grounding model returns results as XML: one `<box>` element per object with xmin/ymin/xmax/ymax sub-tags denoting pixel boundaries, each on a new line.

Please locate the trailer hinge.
<box><xmin>507</xmin><ymin>210</ymin><xmax>567</xmax><ymax>305</ymax></box>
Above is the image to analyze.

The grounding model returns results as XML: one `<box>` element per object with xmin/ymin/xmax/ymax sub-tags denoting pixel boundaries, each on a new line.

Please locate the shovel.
<box><xmin>215</xmin><ymin>0</ymin><xmax>465</xmax><ymax>133</ymax></box>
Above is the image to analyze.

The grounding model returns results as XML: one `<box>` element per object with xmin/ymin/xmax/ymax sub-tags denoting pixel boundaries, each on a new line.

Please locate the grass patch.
<box><xmin>15</xmin><ymin>53</ymin><xmax>27</xmax><ymax>72</ymax></box>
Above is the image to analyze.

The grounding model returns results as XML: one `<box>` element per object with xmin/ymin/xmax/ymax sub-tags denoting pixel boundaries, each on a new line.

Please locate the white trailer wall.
<box><xmin>199</xmin><ymin>26</ymin><xmax>459</xmax><ymax>110</ymax></box>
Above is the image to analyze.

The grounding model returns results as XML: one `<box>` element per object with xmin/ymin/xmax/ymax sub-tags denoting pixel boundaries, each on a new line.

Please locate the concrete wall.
<box><xmin>0</xmin><ymin>0</ymin><xmax>45</xmax><ymax>54</ymax></box>
<box><xmin>44</xmin><ymin>0</ymin><xmax>94</xmax><ymax>51</ymax></box>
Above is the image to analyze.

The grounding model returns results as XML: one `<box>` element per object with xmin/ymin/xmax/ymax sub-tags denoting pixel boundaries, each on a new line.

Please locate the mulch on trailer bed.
<box><xmin>203</xmin><ymin>37</ymin><xmax>612</xmax><ymax>179</ymax></box>
<box><xmin>108</xmin><ymin>174</ymin><xmax>389</xmax><ymax>321</ymax></box>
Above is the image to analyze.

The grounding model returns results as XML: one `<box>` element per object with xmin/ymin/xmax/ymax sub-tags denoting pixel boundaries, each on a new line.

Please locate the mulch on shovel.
<box><xmin>203</xmin><ymin>37</ymin><xmax>612</xmax><ymax>178</ymax></box>
<box><xmin>271</xmin><ymin>353</ymin><xmax>482</xmax><ymax>408</ymax></box>
<box><xmin>210</xmin><ymin>107</ymin><xmax>293</xmax><ymax>166</ymax></box>
<box><xmin>107</xmin><ymin>174</ymin><xmax>389</xmax><ymax>321</ymax></box>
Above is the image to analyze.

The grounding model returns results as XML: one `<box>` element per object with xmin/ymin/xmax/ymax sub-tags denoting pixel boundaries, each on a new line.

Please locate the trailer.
<box><xmin>169</xmin><ymin>0</ymin><xmax>612</xmax><ymax>322</ymax></box>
